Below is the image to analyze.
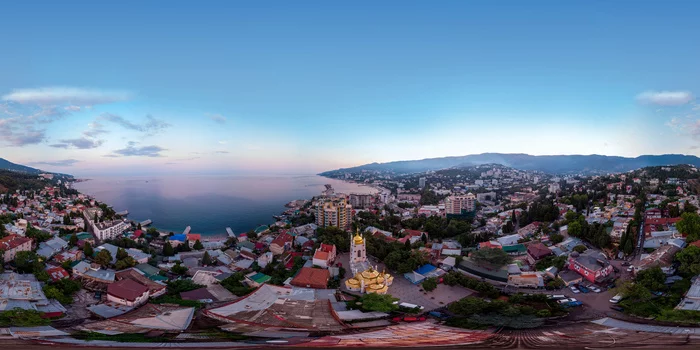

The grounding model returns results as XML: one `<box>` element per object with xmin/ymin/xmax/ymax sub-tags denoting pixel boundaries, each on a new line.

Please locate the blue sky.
<box><xmin>1</xmin><ymin>1</ymin><xmax>699</xmax><ymax>175</ymax></box>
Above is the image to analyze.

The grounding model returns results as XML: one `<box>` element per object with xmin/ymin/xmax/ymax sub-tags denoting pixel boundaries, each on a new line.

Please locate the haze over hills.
<box><xmin>319</xmin><ymin>153</ymin><xmax>700</xmax><ymax>176</ymax></box>
<box><xmin>0</xmin><ymin>157</ymin><xmax>73</xmax><ymax>177</ymax></box>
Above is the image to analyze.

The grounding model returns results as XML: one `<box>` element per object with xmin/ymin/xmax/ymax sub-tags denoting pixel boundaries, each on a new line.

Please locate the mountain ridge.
<box><xmin>0</xmin><ymin>157</ymin><xmax>73</xmax><ymax>177</ymax></box>
<box><xmin>319</xmin><ymin>153</ymin><xmax>700</xmax><ymax>175</ymax></box>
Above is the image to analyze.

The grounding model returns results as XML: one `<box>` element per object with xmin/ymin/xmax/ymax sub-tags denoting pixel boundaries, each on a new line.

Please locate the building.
<box><xmin>526</xmin><ymin>242</ymin><xmax>552</xmax><ymax>265</ymax></box>
<box><xmin>418</xmin><ymin>177</ymin><xmax>426</xmax><ymax>188</ymax></box>
<box><xmin>107</xmin><ymin>279</ymin><xmax>150</xmax><ymax>307</ymax></box>
<box><xmin>0</xmin><ymin>272</ymin><xmax>66</xmax><ymax>317</ymax></box>
<box><xmin>567</xmin><ymin>250</ymin><xmax>614</xmax><ymax>283</ymax></box>
<box><xmin>349</xmin><ymin>194</ymin><xmax>373</xmax><ymax>209</ymax></box>
<box><xmin>476</xmin><ymin>192</ymin><xmax>497</xmax><ymax>202</ymax></box>
<box><xmin>312</xmin><ymin>243</ymin><xmax>337</xmax><ymax>269</ymax></box>
<box><xmin>92</xmin><ymin>220</ymin><xmax>130</xmax><ymax>241</ymax></box>
<box><xmin>290</xmin><ymin>267</ymin><xmax>330</xmax><ymax>289</ymax></box>
<box><xmin>269</xmin><ymin>232</ymin><xmax>293</xmax><ymax>256</ymax></box>
<box><xmin>315</xmin><ymin>198</ymin><xmax>353</xmax><ymax>229</ymax></box>
<box><xmin>0</xmin><ymin>234</ymin><xmax>33</xmax><ymax>263</ymax></box>
<box><xmin>445</xmin><ymin>193</ymin><xmax>476</xmax><ymax>218</ymax></box>
<box><xmin>676</xmin><ymin>276</ymin><xmax>700</xmax><ymax>311</ymax></box>
<box><xmin>548</xmin><ymin>183</ymin><xmax>560</xmax><ymax>193</ymax></box>
<box><xmin>507</xmin><ymin>271</ymin><xmax>544</xmax><ymax>288</ymax></box>
<box><xmin>345</xmin><ymin>230</ymin><xmax>393</xmax><ymax>294</ymax></box>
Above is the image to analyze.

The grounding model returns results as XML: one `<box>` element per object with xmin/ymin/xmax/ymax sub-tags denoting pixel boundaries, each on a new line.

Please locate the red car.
<box><xmin>391</xmin><ymin>316</ymin><xmax>427</xmax><ymax>323</ymax></box>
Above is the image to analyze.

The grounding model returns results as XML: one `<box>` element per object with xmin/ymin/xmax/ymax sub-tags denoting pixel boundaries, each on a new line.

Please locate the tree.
<box><xmin>163</xmin><ymin>242</ymin><xmax>174</xmax><ymax>256</ymax></box>
<box><xmin>0</xmin><ymin>309</ymin><xmax>50</xmax><ymax>327</ymax></box>
<box><xmin>83</xmin><ymin>242</ymin><xmax>94</xmax><ymax>257</ymax></box>
<box><xmin>635</xmin><ymin>266</ymin><xmax>666</xmax><ymax>292</ymax></box>
<box><xmin>676</xmin><ymin>245</ymin><xmax>700</xmax><ymax>276</ymax></box>
<box><xmin>14</xmin><ymin>251</ymin><xmax>43</xmax><ymax>274</ymax></box>
<box><xmin>677</xmin><ymin>212</ymin><xmax>700</xmax><ymax>242</ymax></box>
<box><xmin>69</xmin><ymin>233</ymin><xmax>78</xmax><ymax>247</ymax></box>
<box><xmin>220</xmin><ymin>273</ymin><xmax>254</xmax><ymax>296</ymax></box>
<box><xmin>549</xmin><ymin>233</ymin><xmax>564</xmax><ymax>244</ymax></box>
<box><xmin>448</xmin><ymin>296</ymin><xmax>489</xmax><ymax>316</ymax></box>
<box><xmin>193</xmin><ymin>240</ymin><xmax>204</xmax><ymax>250</ymax></box>
<box><xmin>171</xmin><ymin>261</ymin><xmax>188</xmax><ymax>275</ymax></box>
<box><xmin>573</xmin><ymin>245</ymin><xmax>587</xmax><ymax>253</ymax></box>
<box><xmin>422</xmin><ymin>277</ymin><xmax>438</xmax><ymax>292</ymax></box>
<box><xmin>356</xmin><ymin>293</ymin><xmax>399</xmax><ymax>312</ymax></box>
<box><xmin>115</xmin><ymin>256</ymin><xmax>137</xmax><ymax>270</ymax></box>
<box><xmin>470</xmin><ymin>248</ymin><xmax>512</xmax><ymax>267</ymax></box>
<box><xmin>202</xmin><ymin>251</ymin><xmax>212</xmax><ymax>266</ymax></box>
<box><xmin>116</xmin><ymin>248</ymin><xmax>128</xmax><ymax>260</ymax></box>
<box><xmin>95</xmin><ymin>249</ymin><xmax>112</xmax><ymax>267</ymax></box>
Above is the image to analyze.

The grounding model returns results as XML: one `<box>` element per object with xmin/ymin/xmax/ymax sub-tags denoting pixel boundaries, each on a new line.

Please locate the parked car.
<box><xmin>577</xmin><ymin>285</ymin><xmax>590</xmax><ymax>293</ymax></box>
<box><xmin>547</xmin><ymin>295</ymin><xmax>567</xmax><ymax>300</ymax></box>
<box><xmin>392</xmin><ymin>316</ymin><xmax>427</xmax><ymax>323</ymax></box>
<box><xmin>610</xmin><ymin>305</ymin><xmax>625</xmax><ymax>312</ymax></box>
<box><xmin>621</xmin><ymin>261</ymin><xmax>630</xmax><ymax>266</ymax></box>
<box><xmin>570</xmin><ymin>286</ymin><xmax>580</xmax><ymax>294</ymax></box>
<box><xmin>562</xmin><ymin>300</ymin><xmax>583</xmax><ymax>308</ymax></box>
<box><xmin>609</xmin><ymin>294</ymin><xmax>623</xmax><ymax>304</ymax></box>
<box><xmin>589</xmin><ymin>286</ymin><xmax>601</xmax><ymax>293</ymax></box>
<box><xmin>557</xmin><ymin>298</ymin><xmax>578</xmax><ymax>304</ymax></box>
<box><xmin>627</xmin><ymin>265</ymin><xmax>635</xmax><ymax>272</ymax></box>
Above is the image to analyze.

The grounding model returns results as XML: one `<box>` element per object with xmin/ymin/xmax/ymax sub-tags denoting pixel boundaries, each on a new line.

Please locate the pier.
<box><xmin>116</xmin><ymin>210</ymin><xmax>129</xmax><ymax>216</ymax></box>
<box><xmin>140</xmin><ymin>219</ymin><xmax>152</xmax><ymax>227</ymax></box>
<box><xmin>226</xmin><ymin>227</ymin><xmax>235</xmax><ymax>238</ymax></box>
<box><xmin>183</xmin><ymin>226</ymin><xmax>191</xmax><ymax>235</ymax></box>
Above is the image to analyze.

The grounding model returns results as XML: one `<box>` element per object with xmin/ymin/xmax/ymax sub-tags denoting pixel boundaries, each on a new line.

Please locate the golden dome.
<box><xmin>361</xmin><ymin>269</ymin><xmax>380</xmax><ymax>280</ymax></box>
<box><xmin>346</xmin><ymin>278</ymin><xmax>360</xmax><ymax>286</ymax></box>
<box><xmin>353</xmin><ymin>233</ymin><xmax>364</xmax><ymax>245</ymax></box>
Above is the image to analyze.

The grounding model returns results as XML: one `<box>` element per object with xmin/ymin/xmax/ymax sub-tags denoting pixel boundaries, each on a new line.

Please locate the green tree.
<box><xmin>14</xmin><ymin>251</ymin><xmax>43</xmax><ymax>274</ymax></box>
<box><xmin>193</xmin><ymin>240</ymin><xmax>204</xmax><ymax>250</ymax></box>
<box><xmin>162</xmin><ymin>242</ymin><xmax>174</xmax><ymax>256</ymax></box>
<box><xmin>202</xmin><ymin>251</ymin><xmax>212</xmax><ymax>266</ymax></box>
<box><xmin>220</xmin><ymin>273</ymin><xmax>254</xmax><ymax>296</ymax></box>
<box><xmin>83</xmin><ymin>241</ymin><xmax>94</xmax><ymax>257</ymax></box>
<box><xmin>677</xmin><ymin>212</ymin><xmax>700</xmax><ymax>242</ymax></box>
<box><xmin>94</xmin><ymin>249</ymin><xmax>112</xmax><ymax>267</ymax></box>
<box><xmin>676</xmin><ymin>245</ymin><xmax>700</xmax><ymax>276</ymax></box>
<box><xmin>573</xmin><ymin>245</ymin><xmax>587</xmax><ymax>253</ymax></box>
<box><xmin>355</xmin><ymin>293</ymin><xmax>399</xmax><ymax>312</ymax></box>
<box><xmin>69</xmin><ymin>233</ymin><xmax>78</xmax><ymax>247</ymax></box>
<box><xmin>635</xmin><ymin>266</ymin><xmax>666</xmax><ymax>292</ymax></box>
<box><xmin>422</xmin><ymin>277</ymin><xmax>438</xmax><ymax>292</ymax></box>
<box><xmin>116</xmin><ymin>248</ymin><xmax>128</xmax><ymax>260</ymax></box>
<box><xmin>470</xmin><ymin>248</ymin><xmax>512</xmax><ymax>267</ymax></box>
<box><xmin>549</xmin><ymin>233</ymin><xmax>564</xmax><ymax>244</ymax></box>
<box><xmin>115</xmin><ymin>256</ymin><xmax>137</xmax><ymax>270</ymax></box>
<box><xmin>0</xmin><ymin>309</ymin><xmax>50</xmax><ymax>327</ymax></box>
<box><xmin>171</xmin><ymin>261</ymin><xmax>188</xmax><ymax>275</ymax></box>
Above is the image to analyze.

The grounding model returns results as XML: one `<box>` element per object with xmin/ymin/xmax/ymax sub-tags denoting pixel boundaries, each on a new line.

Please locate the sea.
<box><xmin>72</xmin><ymin>174</ymin><xmax>377</xmax><ymax>237</ymax></box>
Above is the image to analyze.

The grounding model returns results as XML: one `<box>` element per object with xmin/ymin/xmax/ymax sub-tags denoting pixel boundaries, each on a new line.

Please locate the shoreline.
<box><xmin>70</xmin><ymin>174</ymin><xmax>376</xmax><ymax>239</ymax></box>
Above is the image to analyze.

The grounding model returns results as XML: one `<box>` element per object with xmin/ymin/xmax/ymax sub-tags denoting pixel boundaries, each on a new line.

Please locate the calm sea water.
<box><xmin>73</xmin><ymin>175</ymin><xmax>376</xmax><ymax>237</ymax></box>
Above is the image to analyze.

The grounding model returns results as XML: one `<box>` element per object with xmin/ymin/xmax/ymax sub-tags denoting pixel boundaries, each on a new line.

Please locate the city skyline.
<box><xmin>2</xmin><ymin>1</ymin><xmax>700</xmax><ymax>176</ymax></box>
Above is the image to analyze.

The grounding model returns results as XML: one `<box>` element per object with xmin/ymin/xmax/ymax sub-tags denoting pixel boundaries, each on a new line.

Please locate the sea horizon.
<box><xmin>72</xmin><ymin>174</ymin><xmax>377</xmax><ymax>237</ymax></box>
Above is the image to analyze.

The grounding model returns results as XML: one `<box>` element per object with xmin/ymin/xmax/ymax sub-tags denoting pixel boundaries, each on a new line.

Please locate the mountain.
<box><xmin>0</xmin><ymin>157</ymin><xmax>42</xmax><ymax>174</ymax></box>
<box><xmin>320</xmin><ymin>153</ymin><xmax>700</xmax><ymax>175</ymax></box>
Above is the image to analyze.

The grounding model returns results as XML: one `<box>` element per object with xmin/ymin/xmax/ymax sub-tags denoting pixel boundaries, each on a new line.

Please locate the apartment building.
<box><xmin>315</xmin><ymin>198</ymin><xmax>353</xmax><ymax>228</ymax></box>
<box><xmin>445</xmin><ymin>193</ymin><xmax>476</xmax><ymax>216</ymax></box>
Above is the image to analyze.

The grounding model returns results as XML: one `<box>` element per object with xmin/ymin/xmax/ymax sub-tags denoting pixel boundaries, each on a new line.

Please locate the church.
<box><xmin>344</xmin><ymin>230</ymin><xmax>394</xmax><ymax>294</ymax></box>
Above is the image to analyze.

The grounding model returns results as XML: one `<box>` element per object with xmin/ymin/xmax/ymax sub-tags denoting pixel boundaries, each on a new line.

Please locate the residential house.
<box><xmin>36</xmin><ymin>237</ymin><xmax>68</xmax><ymax>259</ymax></box>
<box><xmin>507</xmin><ymin>271</ymin><xmax>544</xmax><ymax>288</ymax></box>
<box><xmin>398</xmin><ymin>229</ymin><xmax>428</xmax><ymax>244</ymax></box>
<box><xmin>244</xmin><ymin>272</ymin><xmax>271</xmax><ymax>288</ymax></box>
<box><xmin>636</xmin><ymin>245</ymin><xmax>680</xmax><ymax>275</ymax></box>
<box><xmin>568</xmin><ymin>250</ymin><xmax>614</xmax><ymax>283</ymax></box>
<box><xmin>0</xmin><ymin>234</ymin><xmax>33</xmax><ymax>263</ymax></box>
<box><xmin>676</xmin><ymin>276</ymin><xmax>700</xmax><ymax>311</ymax></box>
<box><xmin>290</xmin><ymin>267</ymin><xmax>330</xmax><ymax>289</ymax></box>
<box><xmin>312</xmin><ymin>244</ymin><xmax>337</xmax><ymax>269</ymax></box>
<box><xmin>107</xmin><ymin>279</ymin><xmax>150</xmax><ymax>307</ymax></box>
<box><xmin>270</xmin><ymin>232</ymin><xmax>293</xmax><ymax>256</ymax></box>
<box><xmin>497</xmin><ymin>234</ymin><xmax>521</xmax><ymax>246</ymax></box>
<box><xmin>526</xmin><ymin>242</ymin><xmax>552</xmax><ymax>265</ymax></box>
<box><xmin>53</xmin><ymin>247</ymin><xmax>84</xmax><ymax>263</ymax></box>
<box><xmin>0</xmin><ymin>273</ymin><xmax>66</xmax><ymax>318</ymax></box>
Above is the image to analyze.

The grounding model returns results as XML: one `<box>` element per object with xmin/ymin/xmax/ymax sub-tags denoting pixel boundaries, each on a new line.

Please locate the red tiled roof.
<box><xmin>479</xmin><ymin>241</ymin><xmax>502</xmax><ymax>250</ymax></box>
<box><xmin>133</xmin><ymin>230</ymin><xmax>143</xmax><ymax>238</ymax></box>
<box><xmin>689</xmin><ymin>240</ymin><xmax>700</xmax><ymax>248</ymax></box>
<box><xmin>527</xmin><ymin>242</ymin><xmax>552</xmax><ymax>260</ymax></box>
<box><xmin>314</xmin><ymin>250</ymin><xmax>330</xmax><ymax>261</ymax></box>
<box><xmin>186</xmin><ymin>233</ymin><xmax>201</xmax><ymax>241</ymax></box>
<box><xmin>290</xmin><ymin>267</ymin><xmax>330</xmax><ymax>289</ymax></box>
<box><xmin>271</xmin><ymin>233</ymin><xmax>293</xmax><ymax>247</ymax></box>
<box><xmin>319</xmin><ymin>243</ymin><xmax>335</xmax><ymax>253</ymax></box>
<box><xmin>0</xmin><ymin>234</ymin><xmax>32</xmax><ymax>250</ymax></box>
<box><xmin>46</xmin><ymin>266</ymin><xmax>69</xmax><ymax>282</ymax></box>
<box><xmin>107</xmin><ymin>278</ymin><xmax>149</xmax><ymax>301</ymax></box>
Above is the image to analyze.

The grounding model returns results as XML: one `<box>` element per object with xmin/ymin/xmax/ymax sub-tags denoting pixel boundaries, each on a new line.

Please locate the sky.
<box><xmin>1</xmin><ymin>1</ymin><xmax>700</xmax><ymax>176</ymax></box>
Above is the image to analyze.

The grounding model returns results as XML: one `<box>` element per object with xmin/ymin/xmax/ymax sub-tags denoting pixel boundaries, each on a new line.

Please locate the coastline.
<box><xmin>70</xmin><ymin>174</ymin><xmax>377</xmax><ymax>239</ymax></box>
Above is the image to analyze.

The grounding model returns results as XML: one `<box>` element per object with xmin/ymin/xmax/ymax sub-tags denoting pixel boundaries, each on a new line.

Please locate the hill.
<box><xmin>0</xmin><ymin>157</ymin><xmax>42</xmax><ymax>174</ymax></box>
<box><xmin>320</xmin><ymin>153</ymin><xmax>700</xmax><ymax>176</ymax></box>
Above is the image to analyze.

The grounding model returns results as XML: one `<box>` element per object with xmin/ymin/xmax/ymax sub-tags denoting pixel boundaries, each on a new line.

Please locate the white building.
<box><xmin>445</xmin><ymin>193</ymin><xmax>476</xmax><ymax>215</ymax></box>
<box><xmin>93</xmin><ymin>220</ymin><xmax>130</xmax><ymax>241</ymax></box>
<box><xmin>548</xmin><ymin>183</ymin><xmax>561</xmax><ymax>193</ymax></box>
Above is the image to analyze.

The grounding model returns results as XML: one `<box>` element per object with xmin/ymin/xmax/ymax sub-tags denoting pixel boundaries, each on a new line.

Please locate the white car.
<box><xmin>589</xmin><ymin>286</ymin><xmax>601</xmax><ymax>293</ymax></box>
<box><xmin>557</xmin><ymin>298</ymin><xmax>578</xmax><ymax>304</ymax></box>
<box><xmin>627</xmin><ymin>265</ymin><xmax>634</xmax><ymax>272</ymax></box>
<box><xmin>570</xmin><ymin>286</ymin><xmax>580</xmax><ymax>294</ymax></box>
<box><xmin>609</xmin><ymin>294</ymin><xmax>623</xmax><ymax>304</ymax></box>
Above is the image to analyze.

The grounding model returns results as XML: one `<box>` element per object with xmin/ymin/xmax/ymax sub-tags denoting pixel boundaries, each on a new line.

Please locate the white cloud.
<box><xmin>209</xmin><ymin>114</ymin><xmax>226</xmax><ymax>124</ymax></box>
<box><xmin>636</xmin><ymin>90</ymin><xmax>693</xmax><ymax>106</ymax></box>
<box><xmin>2</xmin><ymin>87</ymin><xmax>132</xmax><ymax>105</ymax></box>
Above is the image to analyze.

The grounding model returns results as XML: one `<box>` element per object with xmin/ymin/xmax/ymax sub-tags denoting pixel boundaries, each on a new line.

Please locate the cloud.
<box><xmin>218</xmin><ymin>140</ymin><xmax>227</xmax><ymax>145</ymax></box>
<box><xmin>0</xmin><ymin>128</ymin><xmax>46</xmax><ymax>146</ymax></box>
<box><xmin>82</xmin><ymin>121</ymin><xmax>108</xmax><ymax>138</ymax></box>
<box><xmin>2</xmin><ymin>87</ymin><xmax>132</xmax><ymax>105</ymax></box>
<box><xmin>209</xmin><ymin>114</ymin><xmax>226</xmax><ymax>124</ymax></box>
<box><xmin>0</xmin><ymin>103</ymin><xmax>69</xmax><ymax>146</ymax></box>
<box><xmin>637</xmin><ymin>91</ymin><xmax>694</xmax><ymax>106</ymax></box>
<box><xmin>110</xmin><ymin>142</ymin><xmax>167</xmax><ymax>157</ymax></box>
<box><xmin>51</xmin><ymin>137</ymin><xmax>104</xmax><ymax>149</ymax></box>
<box><xmin>64</xmin><ymin>105</ymin><xmax>81</xmax><ymax>111</ymax></box>
<box><xmin>29</xmin><ymin>159</ymin><xmax>80</xmax><ymax>167</ymax></box>
<box><xmin>214</xmin><ymin>150</ymin><xmax>230</xmax><ymax>154</ymax></box>
<box><xmin>100</xmin><ymin>113</ymin><xmax>171</xmax><ymax>135</ymax></box>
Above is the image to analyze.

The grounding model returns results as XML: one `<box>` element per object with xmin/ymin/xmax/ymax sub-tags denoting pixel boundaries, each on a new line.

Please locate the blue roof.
<box><xmin>170</xmin><ymin>234</ymin><xmax>187</xmax><ymax>242</ymax></box>
<box><xmin>415</xmin><ymin>264</ymin><xmax>437</xmax><ymax>275</ymax></box>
